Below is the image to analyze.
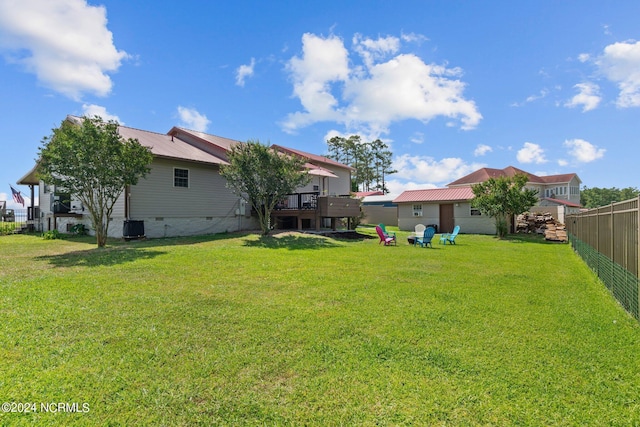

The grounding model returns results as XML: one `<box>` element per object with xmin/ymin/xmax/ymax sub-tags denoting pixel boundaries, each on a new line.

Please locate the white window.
<box><xmin>174</xmin><ymin>168</ymin><xmax>189</xmax><ymax>188</ymax></box>
<box><xmin>412</xmin><ymin>204</ymin><xmax>423</xmax><ymax>217</ymax></box>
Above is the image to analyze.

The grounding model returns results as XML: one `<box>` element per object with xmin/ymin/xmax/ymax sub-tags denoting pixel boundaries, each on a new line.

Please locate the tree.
<box><xmin>325</xmin><ymin>135</ymin><xmax>396</xmax><ymax>193</ymax></box>
<box><xmin>38</xmin><ymin>116</ymin><xmax>153</xmax><ymax>247</ymax></box>
<box><xmin>220</xmin><ymin>140</ymin><xmax>310</xmax><ymax>235</ymax></box>
<box><xmin>370</xmin><ymin>138</ymin><xmax>397</xmax><ymax>193</ymax></box>
<box><xmin>581</xmin><ymin>186</ymin><xmax>640</xmax><ymax>208</ymax></box>
<box><xmin>471</xmin><ymin>173</ymin><xmax>539</xmax><ymax>238</ymax></box>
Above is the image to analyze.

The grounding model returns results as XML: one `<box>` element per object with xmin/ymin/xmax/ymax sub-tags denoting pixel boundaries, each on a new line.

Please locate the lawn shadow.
<box><xmin>36</xmin><ymin>246</ymin><xmax>167</xmax><ymax>268</ymax></box>
<box><xmin>502</xmin><ymin>234</ymin><xmax>566</xmax><ymax>244</ymax></box>
<box><xmin>243</xmin><ymin>233</ymin><xmax>342</xmax><ymax>250</ymax></box>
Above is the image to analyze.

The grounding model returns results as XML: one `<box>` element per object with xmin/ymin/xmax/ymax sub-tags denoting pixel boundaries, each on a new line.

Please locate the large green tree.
<box><xmin>471</xmin><ymin>173</ymin><xmax>539</xmax><ymax>238</ymax></box>
<box><xmin>326</xmin><ymin>135</ymin><xmax>396</xmax><ymax>193</ymax></box>
<box><xmin>580</xmin><ymin>186</ymin><xmax>640</xmax><ymax>208</ymax></box>
<box><xmin>38</xmin><ymin>116</ymin><xmax>153</xmax><ymax>247</ymax></box>
<box><xmin>220</xmin><ymin>140</ymin><xmax>310</xmax><ymax>235</ymax></box>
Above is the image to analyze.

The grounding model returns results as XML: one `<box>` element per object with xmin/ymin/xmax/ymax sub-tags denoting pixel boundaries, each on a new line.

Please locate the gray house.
<box><xmin>18</xmin><ymin>116</ymin><xmax>359</xmax><ymax>238</ymax></box>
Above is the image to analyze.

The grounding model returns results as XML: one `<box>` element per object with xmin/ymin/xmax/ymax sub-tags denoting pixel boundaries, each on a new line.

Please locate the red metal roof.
<box><xmin>543</xmin><ymin>197</ymin><xmax>582</xmax><ymax>208</ymax></box>
<box><xmin>168</xmin><ymin>127</ymin><xmax>239</xmax><ymax>152</ymax></box>
<box><xmin>540</xmin><ymin>173</ymin><xmax>581</xmax><ymax>184</ymax></box>
<box><xmin>354</xmin><ymin>191</ymin><xmax>384</xmax><ymax>198</ymax></box>
<box><xmin>63</xmin><ymin>116</ymin><xmax>361</xmax><ymax>172</ymax></box>
<box><xmin>118</xmin><ymin>126</ymin><xmax>229</xmax><ymax>165</ymax></box>
<box><xmin>393</xmin><ymin>187</ymin><xmax>475</xmax><ymax>203</ymax></box>
<box><xmin>271</xmin><ymin>145</ymin><xmax>355</xmax><ymax>170</ymax></box>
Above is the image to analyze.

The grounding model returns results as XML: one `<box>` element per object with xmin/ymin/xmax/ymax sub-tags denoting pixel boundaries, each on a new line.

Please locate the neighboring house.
<box><xmin>394</xmin><ymin>166</ymin><xmax>583</xmax><ymax>234</ymax></box>
<box><xmin>18</xmin><ymin>116</ymin><xmax>359</xmax><ymax>238</ymax></box>
<box><xmin>447</xmin><ymin>166</ymin><xmax>582</xmax><ymax>207</ymax></box>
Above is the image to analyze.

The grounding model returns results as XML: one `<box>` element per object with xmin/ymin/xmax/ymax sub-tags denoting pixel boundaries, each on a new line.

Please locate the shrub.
<box><xmin>70</xmin><ymin>224</ymin><xmax>87</xmax><ymax>235</ymax></box>
<box><xmin>42</xmin><ymin>229</ymin><xmax>61</xmax><ymax>240</ymax></box>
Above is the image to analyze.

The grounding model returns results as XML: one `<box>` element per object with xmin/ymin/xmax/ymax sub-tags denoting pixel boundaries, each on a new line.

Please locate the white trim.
<box><xmin>173</xmin><ymin>167</ymin><xmax>190</xmax><ymax>188</ymax></box>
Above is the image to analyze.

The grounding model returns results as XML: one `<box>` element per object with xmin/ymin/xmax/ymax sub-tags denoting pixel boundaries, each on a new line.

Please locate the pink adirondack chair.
<box><xmin>375</xmin><ymin>225</ymin><xmax>396</xmax><ymax>246</ymax></box>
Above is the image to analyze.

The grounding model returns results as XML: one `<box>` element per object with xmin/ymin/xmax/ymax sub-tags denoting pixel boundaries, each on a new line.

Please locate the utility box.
<box><xmin>123</xmin><ymin>220</ymin><xmax>145</xmax><ymax>240</ymax></box>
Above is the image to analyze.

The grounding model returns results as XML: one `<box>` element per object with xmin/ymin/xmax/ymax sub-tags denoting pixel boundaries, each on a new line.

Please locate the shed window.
<box><xmin>174</xmin><ymin>168</ymin><xmax>189</xmax><ymax>188</ymax></box>
<box><xmin>470</xmin><ymin>208</ymin><xmax>482</xmax><ymax>216</ymax></box>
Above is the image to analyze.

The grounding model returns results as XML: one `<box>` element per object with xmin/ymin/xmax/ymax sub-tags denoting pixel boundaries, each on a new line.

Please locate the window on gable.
<box><xmin>174</xmin><ymin>168</ymin><xmax>189</xmax><ymax>188</ymax></box>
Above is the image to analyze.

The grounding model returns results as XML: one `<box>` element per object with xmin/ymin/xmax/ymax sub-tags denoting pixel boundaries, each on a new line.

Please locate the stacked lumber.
<box><xmin>515</xmin><ymin>212</ymin><xmax>567</xmax><ymax>242</ymax></box>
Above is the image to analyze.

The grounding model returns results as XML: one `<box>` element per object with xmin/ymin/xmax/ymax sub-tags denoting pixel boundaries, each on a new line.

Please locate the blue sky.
<box><xmin>1</xmin><ymin>0</ymin><xmax>639</xmax><ymax>209</ymax></box>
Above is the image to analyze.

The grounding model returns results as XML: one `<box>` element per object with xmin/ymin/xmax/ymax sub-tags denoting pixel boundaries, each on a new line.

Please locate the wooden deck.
<box><xmin>272</xmin><ymin>194</ymin><xmax>361</xmax><ymax>231</ymax></box>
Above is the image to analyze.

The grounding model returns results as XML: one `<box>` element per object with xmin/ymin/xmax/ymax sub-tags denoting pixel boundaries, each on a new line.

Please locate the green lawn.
<box><xmin>1</xmin><ymin>230</ymin><xmax>639</xmax><ymax>425</ymax></box>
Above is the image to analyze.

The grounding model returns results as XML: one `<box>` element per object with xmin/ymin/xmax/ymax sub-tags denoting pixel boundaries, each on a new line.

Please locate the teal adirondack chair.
<box><xmin>439</xmin><ymin>225</ymin><xmax>460</xmax><ymax>245</ymax></box>
<box><xmin>415</xmin><ymin>226</ymin><xmax>436</xmax><ymax>248</ymax></box>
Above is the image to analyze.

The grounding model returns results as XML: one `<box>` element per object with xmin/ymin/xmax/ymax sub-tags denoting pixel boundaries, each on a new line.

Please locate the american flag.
<box><xmin>10</xmin><ymin>185</ymin><xmax>25</xmax><ymax>207</ymax></box>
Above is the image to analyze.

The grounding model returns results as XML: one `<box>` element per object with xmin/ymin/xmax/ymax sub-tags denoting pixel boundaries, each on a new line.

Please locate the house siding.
<box><xmin>130</xmin><ymin>158</ymin><xmax>238</xmax><ymax>218</ymax></box>
<box><xmin>452</xmin><ymin>202</ymin><xmax>495</xmax><ymax>234</ymax></box>
<box><xmin>541</xmin><ymin>176</ymin><xmax>581</xmax><ymax>204</ymax></box>
<box><xmin>398</xmin><ymin>201</ymin><xmax>494</xmax><ymax>234</ymax></box>
<box><xmin>123</xmin><ymin>157</ymin><xmax>258</xmax><ymax>238</ymax></box>
<box><xmin>298</xmin><ymin>165</ymin><xmax>352</xmax><ymax>196</ymax></box>
<box><xmin>397</xmin><ymin>203</ymin><xmax>440</xmax><ymax>231</ymax></box>
<box><xmin>39</xmin><ymin>158</ymin><xmax>259</xmax><ymax>239</ymax></box>
<box><xmin>362</xmin><ymin>205</ymin><xmax>398</xmax><ymax>226</ymax></box>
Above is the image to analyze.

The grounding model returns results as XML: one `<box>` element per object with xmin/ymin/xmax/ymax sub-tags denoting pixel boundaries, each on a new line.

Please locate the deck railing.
<box><xmin>0</xmin><ymin>208</ymin><xmax>28</xmax><ymax>234</ymax></box>
<box><xmin>275</xmin><ymin>192</ymin><xmax>319</xmax><ymax>210</ymax></box>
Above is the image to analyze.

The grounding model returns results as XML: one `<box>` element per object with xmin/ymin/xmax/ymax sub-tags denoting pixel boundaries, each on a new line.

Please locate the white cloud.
<box><xmin>578</xmin><ymin>53</ymin><xmax>591</xmax><ymax>63</ymax></box>
<box><xmin>410</xmin><ymin>132</ymin><xmax>424</xmax><ymax>144</ymax></box>
<box><xmin>81</xmin><ymin>104</ymin><xmax>122</xmax><ymax>123</ymax></box>
<box><xmin>512</xmin><ymin>89</ymin><xmax>549</xmax><ymax>107</ymax></box>
<box><xmin>565</xmin><ymin>82</ymin><xmax>601</xmax><ymax>112</ymax></box>
<box><xmin>564</xmin><ymin>138</ymin><xmax>605</xmax><ymax>163</ymax></box>
<box><xmin>400</xmin><ymin>32</ymin><xmax>428</xmax><ymax>44</ymax></box>
<box><xmin>517</xmin><ymin>142</ymin><xmax>547</xmax><ymax>164</ymax></box>
<box><xmin>596</xmin><ymin>40</ymin><xmax>640</xmax><ymax>107</ymax></box>
<box><xmin>283</xmin><ymin>33</ymin><xmax>350</xmax><ymax>132</ymax></box>
<box><xmin>385</xmin><ymin>178</ymin><xmax>438</xmax><ymax>195</ymax></box>
<box><xmin>0</xmin><ymin>0</ymin><xmax>129</xmax><ymax>100</ymax></box>
<box><xmin>282</xmin><ymin>32</ymin><xmax>481</xmax><ymax>137</ymax></box>
<box><xmin>526</xmin><ymin>89</ymin><xmax>549</xmax><ymax>103</ymax></box>
<box><xmin>235</xmin><ymin>57</ymin><xmax>255</xmax><ymax>87</ymax></box>
<box><xmin>474</xmin><ymin>144</ymin><xmax>492</xmax><ymax>156</ymax></box>
<box><xmin>392</xmin><ymin>154</ymin><xmax>484</xmax><ymax>186</ymax></box>
<box><xmin>353</xmin><ymin>33</ymin><xmax>400</xmax><ymax>68</ymax></box>
<box><xmin>177</xmin><ymin>106</ymin><xmax>210</xmax><ymax>132</ymax></box>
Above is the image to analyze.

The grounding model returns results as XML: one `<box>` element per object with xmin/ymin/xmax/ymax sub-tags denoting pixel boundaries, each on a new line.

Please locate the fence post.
<box><xmin>596</xmin><ymin>205</ymin><xmax>600</xmax><ymax>254</ymax></box>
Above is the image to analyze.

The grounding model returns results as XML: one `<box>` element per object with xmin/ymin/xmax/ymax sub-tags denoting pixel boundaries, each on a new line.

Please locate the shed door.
<box><xmin>439</xmin><ymin>204</ymin><xmax>454</xmax><ymax>233</ymax></box>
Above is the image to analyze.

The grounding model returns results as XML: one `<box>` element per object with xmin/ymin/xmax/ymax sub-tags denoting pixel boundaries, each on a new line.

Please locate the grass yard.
<box><xmin>1</xmin><ymin>230</ymin><xmax>640</xmax><ymax>425</ymax></box>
